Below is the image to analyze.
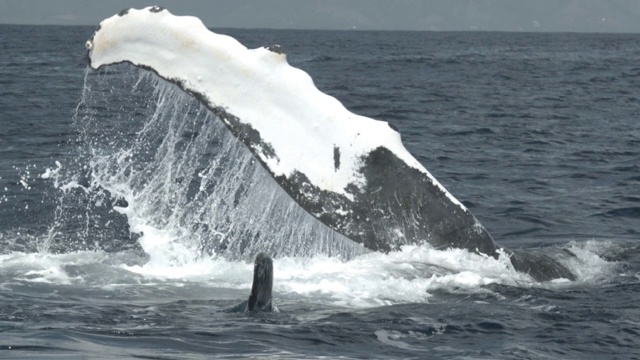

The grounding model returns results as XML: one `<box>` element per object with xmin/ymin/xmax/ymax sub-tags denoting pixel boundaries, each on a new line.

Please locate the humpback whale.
<box><xmin>86</xmin><ymin>7</ymin><xmax>575</xmax><ymax>282</ymax></box>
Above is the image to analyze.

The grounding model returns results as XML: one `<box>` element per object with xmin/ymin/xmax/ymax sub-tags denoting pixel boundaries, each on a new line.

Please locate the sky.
<box><xmin>1</xmin><ymin>0</ymin><xmax>640</xmax><ymax>32</ymax></box>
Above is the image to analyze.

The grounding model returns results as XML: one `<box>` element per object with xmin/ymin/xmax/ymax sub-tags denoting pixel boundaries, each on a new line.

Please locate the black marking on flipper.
<box><xmin>333</xmin><ymin>146</ymin><xmax>341</xmax><ymax>171</ymax></box>
<box><xmin>264</xmin><ymin>44</ymin><xmax>285</xmax><ymax>55</ymax></box>
<box><xmin>387</xmin><ymin>122</ymin><xmax>399</xmax><ymax>132</ymax></box>
<box><xmin>118</xmin><ymin>8</ymin><xmax>130</xmax><ymax>17</ymax></box>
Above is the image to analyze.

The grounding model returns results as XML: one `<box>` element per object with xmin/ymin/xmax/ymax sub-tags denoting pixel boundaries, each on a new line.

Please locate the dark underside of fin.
<box><xmin>509</xmin><ymin>248</ymin><xmax>576</xmax><ymax>281</ymax></box>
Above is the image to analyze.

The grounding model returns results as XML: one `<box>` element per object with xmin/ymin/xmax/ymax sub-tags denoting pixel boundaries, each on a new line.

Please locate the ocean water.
<box><xmin>1</xmin><ymin>24</ymin><xmax>639</xmax><ymax>359</ymax></box>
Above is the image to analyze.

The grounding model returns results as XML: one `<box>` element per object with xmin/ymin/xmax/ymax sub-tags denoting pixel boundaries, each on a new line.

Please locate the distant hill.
<box><xmin>1</xmin><ymin>0</ymin><xmax>639</xmax><ymax>32</ymax></box>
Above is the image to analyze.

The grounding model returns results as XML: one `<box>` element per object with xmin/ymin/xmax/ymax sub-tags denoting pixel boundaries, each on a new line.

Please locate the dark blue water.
<box><xmin>1</xmin><ymin>24</ymin><xmax>639</xmax><ymax>359</ymax></box>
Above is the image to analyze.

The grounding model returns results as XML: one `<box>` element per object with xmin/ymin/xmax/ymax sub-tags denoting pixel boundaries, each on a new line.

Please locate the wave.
<box><xmin>594</xmin><ymin>207</ymin><xmax>640</xmax><ymax>219</ymax></box>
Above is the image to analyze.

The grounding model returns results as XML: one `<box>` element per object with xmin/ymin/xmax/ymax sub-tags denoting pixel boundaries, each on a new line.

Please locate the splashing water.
<box><xmin>23</xmin><ymin>63</ymin><xmax>617</xmax><ymax>308</ymax></box>
<box><xmin>44</xmin><ymin>64</ymin><xmax>365</xmax><ymax>267</ymax></box>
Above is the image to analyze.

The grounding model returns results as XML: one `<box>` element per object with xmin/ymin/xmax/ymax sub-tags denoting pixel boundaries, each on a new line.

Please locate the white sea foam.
<box><xmin>0</xmin><ymin>250</ymin><xmax>106</xmax><ymax>285</ymax></box>
<box><xmin>118</xmin><ymin>240</ymin><xmax>617</xmax><ymax>306</ymax></box>
<box><xmin>0</xmin><ymin>234</ymin><xmax>619</xmax><ymax>308</ymax></box>
<box><xmin>562</xmin><ymin>240</ymin><xmax>621</xmax><ymax>282</ymax></box>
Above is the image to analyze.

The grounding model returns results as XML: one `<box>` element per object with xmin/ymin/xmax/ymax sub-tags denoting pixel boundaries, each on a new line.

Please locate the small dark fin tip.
<box><xmin>247</xmin><ymin>252</ymin><xmax>274</xmax><ymax>312</ymax></box>
<box><xmin>264</xmin><ymin>44</ymin><xmax>285</xmax><ymax>55</ymax></box>
<box><xmin>149</xmin><ymin>6</ymin><xmax>166</xmax><ymax>13</ymax></box>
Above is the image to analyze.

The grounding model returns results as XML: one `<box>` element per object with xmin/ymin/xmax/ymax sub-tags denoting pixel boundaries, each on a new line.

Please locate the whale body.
<box><xmin>86</xmin><ymin>7</ymin><xmax>575</xmax><ymax>282</ymax></box>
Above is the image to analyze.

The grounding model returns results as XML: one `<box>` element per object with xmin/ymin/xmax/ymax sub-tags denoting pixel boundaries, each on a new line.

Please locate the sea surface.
<box><xmin>1</xmin><ymin>24</ymin><xmax>639</xmax><ymax>359</ymax></box>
